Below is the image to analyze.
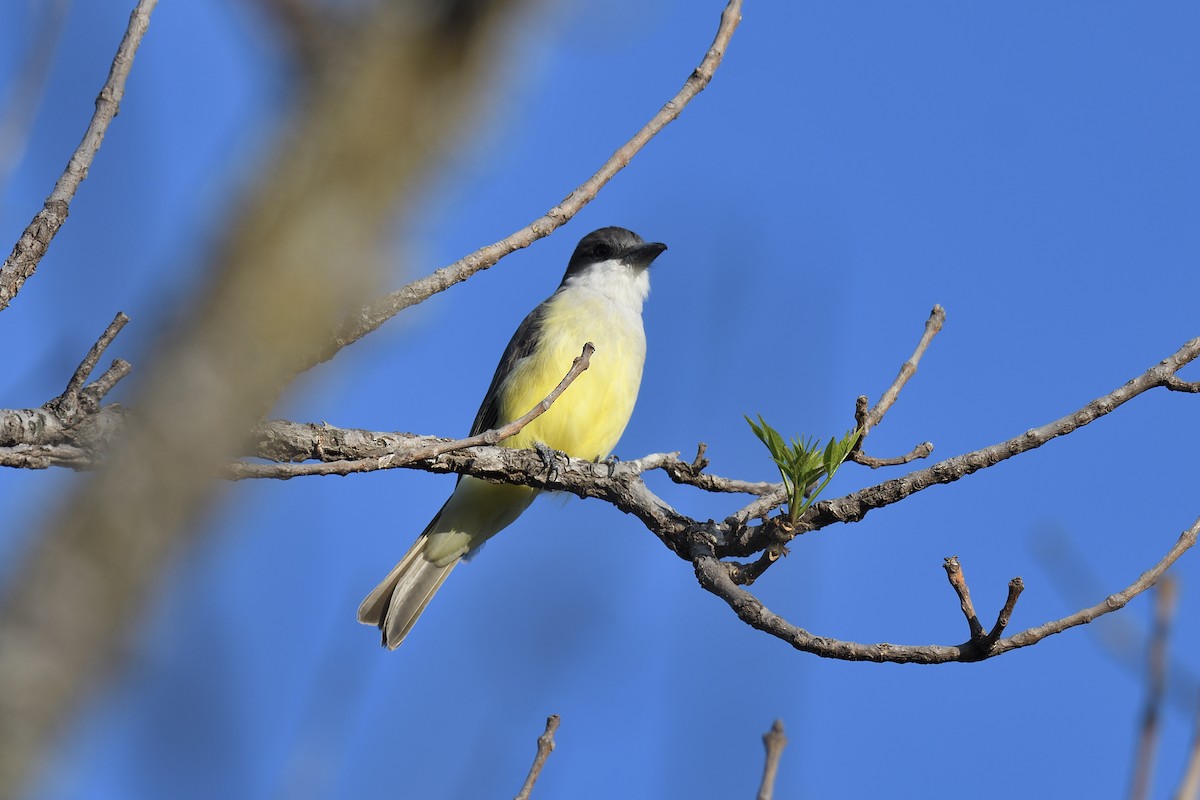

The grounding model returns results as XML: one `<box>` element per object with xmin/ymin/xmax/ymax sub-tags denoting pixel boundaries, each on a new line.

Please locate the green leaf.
<box><xmin>746</xmin><ymin>417</ymin><xmax>863</xmax><ymax>526</ymax></box>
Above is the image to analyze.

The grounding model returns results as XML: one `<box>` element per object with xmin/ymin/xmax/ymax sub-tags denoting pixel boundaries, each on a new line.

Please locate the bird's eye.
<box><xmin>592</xmin><ymin>242</ymin><xmax>614</xmax><ymax>260</ymax></box>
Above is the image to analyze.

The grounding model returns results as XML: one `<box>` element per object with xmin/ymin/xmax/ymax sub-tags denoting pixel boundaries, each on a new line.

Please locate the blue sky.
<box><xmin>3</xmin><ymin>1</ymin><xmax>1200</xmax><ymax>798</ymax></box>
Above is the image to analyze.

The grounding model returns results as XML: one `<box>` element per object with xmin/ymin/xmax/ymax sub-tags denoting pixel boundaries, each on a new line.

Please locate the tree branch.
<box><xmin>943</xmin><ymin>556</ymin><xmax>986</xmax><ymax>642</ymax></box>
<box><xmin>1</xmin><ymin>307</ymin><xmax>1196</xmax><ymax>673</ymax></box>
<box><xmin>0</xmin><ymin>0</ymin><xmax>157</xmax><ymax>311</ymax></box>
<box><xmin>773</xmin><ymin>336</ymin><xmax>1200</xmax><ymax>556</ymax></box>
<box><xmin>44</xmin><ymin>312</ymin><xmax>130</xmax><ymax>423</ymax></box>
<box><xmin>514</xmin><ymin>715</ymin><xmax>560</xmax><ymax>800</ymax></box>
<box><xmin>691</xmin><ymin>515</ymin><xmax>1198</xmax><ymax>664</ymax></box>
<box><xmin>232</xmin><ymin>343</ymin><xmax>595</xmax><ymax>479</ymax></box>
<box><xmin>300</xmin><ymin>0</ymin><xmax>745</xmax><ymax>374</ymax></box>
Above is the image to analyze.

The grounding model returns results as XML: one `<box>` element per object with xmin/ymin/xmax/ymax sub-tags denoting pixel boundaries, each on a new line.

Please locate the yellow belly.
<box><xmin>424</xmin><ymin>292</ymin><xmax>646</xmax><ymax>565</ymax></box>
<box><xmin>496</xmin><ymin>292</ymin><xmax>646</xmax><ymax>460</ymax></box>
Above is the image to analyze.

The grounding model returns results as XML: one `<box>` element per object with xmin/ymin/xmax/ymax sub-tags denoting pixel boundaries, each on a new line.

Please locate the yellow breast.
<box><xmin>496</xmin><ymin>291</ymin><xmax>646</xmax><ymax>460</ymax></box>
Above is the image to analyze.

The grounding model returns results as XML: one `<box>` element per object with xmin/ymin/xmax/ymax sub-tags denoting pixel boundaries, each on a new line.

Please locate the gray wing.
<box><xmin>469</xmin><ymin>300</ymin><xmax>550</xmax><ymax>436</ymax></box>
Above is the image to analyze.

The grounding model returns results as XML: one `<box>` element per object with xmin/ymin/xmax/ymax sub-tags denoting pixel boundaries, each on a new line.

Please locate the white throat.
<box><xmin>560</xmin><ymin>258</ymin><xmax>651</xmax><ymax>313</ymax></box>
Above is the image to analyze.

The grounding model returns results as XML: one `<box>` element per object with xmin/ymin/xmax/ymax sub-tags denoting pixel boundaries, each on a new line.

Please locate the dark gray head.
<box><xmin>561</xmin><ymin>227</ymin><xmax>667</xmax><ymax>284</ymax></box>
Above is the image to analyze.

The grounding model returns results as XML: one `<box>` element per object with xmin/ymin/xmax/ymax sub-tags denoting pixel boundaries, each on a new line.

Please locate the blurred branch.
<box><xmin>1176</xmin><ymin>699</ymin><xmax>1200</xmax><ymax>800</ymax></box>
<box><xmin>256</xmin><ymin>0</ymin><xmax>335</xmax><ymax>67</ymax></box>
<box><xmin>301</xmin><ymin>0</ymin><xmax>746</xmax><ymax>374</ymax></box>
<box><xmin>1032</xmin><ymin>526</ymin><xmax>1199</xmax><ymax>713</ymax></box>
<box><xmin>514</xmin><ymin>715</ymin><xmax>560</xmax><ymax>800</ymax></box>
<box><xmin>0</xmin><ymin>0</ymin><xmax>156</xmax><ymax>312</ymax></box>
<box><xmin>0</xmin><ymin>0</ymin><xmax>72</xmax><ymax>192</ymax></box>
<box><xmin>756</xmin><ymin>720</ymin><xmax>787</xmax><ymax>800</ymax></box>
<box><xmin>1130</xmin><ymin>579</ymin><xmax>1177</xmax><ymax>800</ymax></box>
<box><xmin>0</xmin><ymin>0</ymin><xmax>528</xmax><ymax>793</ymax></box>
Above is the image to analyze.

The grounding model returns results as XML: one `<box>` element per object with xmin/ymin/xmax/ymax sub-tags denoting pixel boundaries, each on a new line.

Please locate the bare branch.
<box><xmin>1</xmin><ymin>301</ymin><xmax>1195</xmax><ymax>674</ymax></box>
<box><xmin>514</xmin><ymin>715</ymin><xmax>560</xmax><ymax>800</ymax></box>
<box><xmin>0</xmin><ymin>444</ymin><xmax>91</xmax><ymax>470</ymax></box>
<box><xmin>756</xmin><ymin>720</ymin><xmax>787</xmax><ymax>800</ymax></box>
<box><xmin>726</xmin><ymin>546</ymin><xmax>787</xmax><ymax>587</ymax></box>
<box><xmin>79</xmin><ymin>359</ymin><xmax>133</xmax><ymax>414</ymax></box>
<box><xmin>659</xmin><ymin>443</ymin><xmax>776</xmax><ymax>495</ymax></box>
<box><xmin>692</xmin><ymin>515</ymin><xmax>1198</xmax><ymax>664</ymax></box>
<box><xmin>302</xmin><ymin>0</ymin><xmax>745</xmax><ymax>373</ymax></box>
<box><xmin>1165</xmin><ymin>376</ymin><xmax>1200</xmax><ymax>393</ymax></box>
<box><xmin>982</xmin><ymin>577</ymin><xmax>1024</xmax><ymax>649</ymax></box>
<box><xmin>852</xmin><ymin>440</ymin><xmax>934</xmax><ymax>469</ymax></box>
<box><xmin>847</xmin><ymin>304</ymin><xmax>945</xmax><ymax>469</ymax></box>
<box><xmin>942</xmin><ymin>560</ymin><xmax>1023</xmax><ymax>651</ymax></box>
<box><xmin>230</xmin><ymin>344</ymin><xmax>595</xmax><ymax>479</ymax></box>
<box><xmin>790</xmin><ymin>336</ymin><xmax>1200</xmax><ymax>553</ymax></box>
<box><xmin>727</xmin><ymin>487</ymin><xmax>788</xmax><ymax>527</ymax></box>
<box><xmin>45</xmin><ymin>312</ymin><xmax>130</xmax><ymax>422</ymax></box>
<box><xmin>0</xmin><ymin>1</ymin><xmax>157</xmax><ymax>311</ymax></box>
<box><xmin>943</xmin><ymin>556</ymin><xmax>986</xmax><ymax>642</ymax></box>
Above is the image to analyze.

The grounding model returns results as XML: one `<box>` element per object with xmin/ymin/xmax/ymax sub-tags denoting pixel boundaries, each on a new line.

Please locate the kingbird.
<box><xmin>358</xmin><ymin>226</ymin><xmax>667</xmax><ymax>648</ymax></box>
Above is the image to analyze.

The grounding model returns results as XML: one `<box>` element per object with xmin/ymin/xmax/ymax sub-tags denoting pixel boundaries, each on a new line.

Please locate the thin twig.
<box><xmin>79</xmin><ymin>359</ymin><xmax>134</xmax><ymax>413</ymax></box>
<box><xmin>980</xmin><ymin>577</ymin><xmax>1024</xmax><ymax>649</ymax></box>
<box><xmin>514</xmin><ymin>715</ymin><xmax>560</xmax><ymax>800</ymax></box>
<box><xmin>757</xmin><ymin>720</ymin><xmax>787</xmax><ymax>800</ymax></box>
<box><xmin>852</xmin><ymin>441</ymin><xmax>934</xmax><ymax>468</ymax></box>
<box><xmin>302</xmin><ymin>0</ymin><xmax>744</xmax><ymax>373</ymax></box>
<box><xmin>863</xmin><ymin>304</ymin><xmax>945</xmax><ymax>431</ymax></box>
<box><xmin>726</xmin><ymin>547</ymin><xmax>787</xmax><ymax>586</ymax></box>
<box><xmin>659</xmin><ymin>450</ymin><xmax>776</xmax><ymax>495</ymax></box>
<box><xmin>51</xmin><ymin>312</ymin><xmax>128</xmax><ymax>404</ymax></box>
<box><xmin>850</xmin><ymin>304</ymin><xmax>944</xmax><ymax>467</ymax></box>
<box><xmin>727</xmin><ymin>486</ymin><xmax>789</xmax><ymax>527</ymax></box>
<box><xmin>1165</xmin><ymin>377</ymin><xmax>1200</xmax><ymax>393</ymax></box>
<box><xmin>0</xmin><ymin>1</ymin><xmax>157</xmax><ymax>311</ymax></box>
<box><xmin>1131</xmin><ymin>578</ymin><xmax>1177</xmax><ymax>800</ymax></box>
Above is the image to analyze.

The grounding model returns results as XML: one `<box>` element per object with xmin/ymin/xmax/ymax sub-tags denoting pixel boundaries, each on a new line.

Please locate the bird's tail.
<box><xmin>358</xmin><ymin>478</ymin><xmax>537</xmax><ymax>649</ymax></box>
<box><xmin>357</xmin><ymin>532</ymin><xmax>459</xmax><ymax>650</ymax></box>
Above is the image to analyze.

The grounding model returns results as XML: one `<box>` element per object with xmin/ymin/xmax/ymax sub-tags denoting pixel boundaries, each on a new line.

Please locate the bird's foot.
<box><xmin>534</xmin><ymin>441</ymin><xmax>567</xmax><ymax>482</ymax></box>
<box><xmin>598</xmin><ymin>454</ymin><xmax>620</xmax><ymax>478</ymax></box>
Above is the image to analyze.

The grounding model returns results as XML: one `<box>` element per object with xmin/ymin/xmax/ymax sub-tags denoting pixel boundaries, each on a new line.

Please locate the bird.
<box><xmin>357</xmin><ymin>226</ymin><xmax>667</xmax><ymax>648</ymax></box>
